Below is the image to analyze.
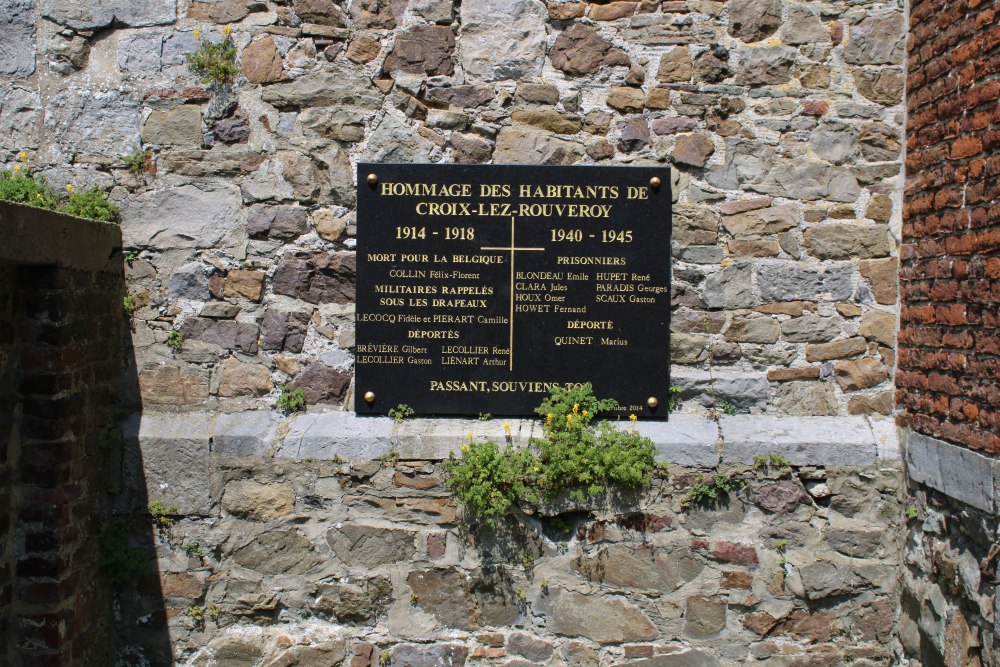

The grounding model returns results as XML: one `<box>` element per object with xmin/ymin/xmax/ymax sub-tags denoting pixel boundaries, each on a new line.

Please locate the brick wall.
<box><xmin>0</xmin><ymin>202</ymin><xmax>128</xmax><ymax>666</ymax></box>
<box><xmin>898</xmin><ymin>0</ymin><xmax>1000</xmax><ymax>453</ymax></box>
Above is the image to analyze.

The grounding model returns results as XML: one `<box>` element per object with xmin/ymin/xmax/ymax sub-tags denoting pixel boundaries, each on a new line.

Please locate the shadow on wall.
<box><xmin>0</xmin><ymin>201</ymin><xmax>170</xmax><ymax>666</ymax></box>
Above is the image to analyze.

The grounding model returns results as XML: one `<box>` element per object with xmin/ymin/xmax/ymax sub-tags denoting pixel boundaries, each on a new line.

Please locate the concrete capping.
<box><xmin>720</xmin><ymin>415</ymin><xmax>879</xmax><ymax>466</ymax></box>
<box><xmin>0</xmin><ymin>200</ymin><xmax>122</xmax><ymax>273</ymax></box>
<box><xmin>904</xmin><ymin>430</ymin><xmax>995</xmax><ymax>513</ymax></box>
<box><xmin>133</xmin><ymin>411</ymin><xmax>892</xmax><ymax>467</ymax></box>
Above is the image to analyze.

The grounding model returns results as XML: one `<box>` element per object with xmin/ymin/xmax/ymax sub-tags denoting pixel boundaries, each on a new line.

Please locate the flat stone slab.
<box><xmin>214</xmin><ymin>411</ymin><xmax>282</xmax><ymax>457</ymax></box>
<box><xmin>279</xmin><ymin>412</ymin><xmax>394</xmax><ymax>461</ymax></box>
<box><xmin>636</xmin><ymin>415</ymin><xmax>719</xmax><ymax>467</ymax></box>
<box><xmin>126</xmin><ymin>412</ymin><xmax>214</xmax><ymax>515</ymax></box>
<box><xmin>906</xmin><ymin>430</ymin><xmax>994</xmax><ymax>513</ymax></box>
<box><xmin>393</xmin><ymin>418</ymin><xmax>537</xmax><ymax>459</ymax></box>
<box><xmin>720</xmin><ymin>415</ymin><xmax>877</xmax><ymax>466</ymax></box>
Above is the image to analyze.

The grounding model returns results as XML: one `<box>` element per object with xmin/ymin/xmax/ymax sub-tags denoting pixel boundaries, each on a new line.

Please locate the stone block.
<box><xmin>213</xmin><ymin>411</ymin><xmax>281</xmax><ymax>457</ymax></box>
<box><xmin>721</xmin><ymin>416</ymin><xmax>876</xmax><ymax>465</ymax></box>
<box><xmin>906</xmin><ymin>431</ymin><xmax>993</xmax><ymax>512</ymax></box>
<box><xmin>128</xmin><ymin>412</ymin><xmax>213</xmax><ymax>515</ymax></box>
<box><xmin>278</xmin><ymin>412</ymin><xmax>394</xmax><ymax>460</ymax></box>
<box><xmin>637</xmin><ymin>415</ymin><xmax>720</xmax><ymax>467</ymax></box>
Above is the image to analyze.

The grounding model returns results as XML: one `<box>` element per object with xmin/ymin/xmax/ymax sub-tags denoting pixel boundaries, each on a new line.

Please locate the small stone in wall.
<box><xmin>854</xmin><ymin>68</ymin><xmax>904</xmax><ymax>105</ymax></box>
<box><xmin>390</xmin><ymin>644</ymin><xmax>468</xmax><ymax>667</ymax></box>
<box><xmin>549</xmin><ymin>24</ymin><xmax>629</xmax><ymax>76</ymax></box>
<box><xmin>590</xmin><ymin>2</ymin><xmax>637</xmax><ymax>21</ymax></box>
<box><xmin>142</xmin><ymin>105</ymin><xmax>203</xmax><ymax>147</ymax></box>
<box><xmin>656</xmin><ymin>47</ymin><xmax>691</xmax><ymax>82</ymax></box>
<box><xmin>803</xmin><ymin>224</ymin><xmax>890</xmax><ymax>260</ymax></box>
<box><xmin>288</xmin><ymin>363</ymin><xmax>351</xmax><ymax>405</ymax></box>
<box><xmin>671</xmin><ymin>133</ymin><xmax>714</xmax><ymax>168</ymax></box>
<box><xmin>684</xmin><ymin>595</ymin><xmax>727</xmax><ymax>637</ymax></box>
<box><xmin>181</xmin><ymin>317</ymin><xmax>260</xmax><ymax>354</ymax></box>
<box><xmin>843</xmin><ymin>12</ymin><xmax>905</xmax><ymax>65</ymax></box>
<box><xmin>511</xmin><ymin>109</ymin><xmax>581</xmax><ymax>134</ymax></box>
<box><xmin>293</xmin><ymin>0</ymin><xmax>348</xmax><ymax>26</ymax></box>
<box><xmin>727</xmin><ymin>0</ymin><xmax>781</xmax><ymax>42</ymax></box>
<box><xmin>217</xmin><ymin>357</ymin><xmax>272</xmax><ymax>397</ymax></box>
<box><xmin>607</xmin><ymin>86</ymin><xmax>645</xmax><ymax>113</ymax></box>
<box><xmin>248</xmin><ymin>204</ymin><xmax>309</xmax><ymax>240</ymax></box>
<box><xmin>138</xmin><ymin>364</ymin><xmax>210</xmax><ymax>405</ymax></box>
<box><xmin>450</xmin><ymin>132</ymin><xmax>493</xmax><ymax>164</ymax></box>
<box><xmin>241</xmin><ymin>36</ymin><xmax>285</xmax><ymax>84</ymax></box>
<box><xmin>223</xmin><ymin>269</ymin><xmax>265</xmax><ymax>302</ymax></box>
<box><xmin>773</xmin><ymin>381</ymin><xmax>838</xmax><ymax>416</ymax></box>
<box><xmin>848</xmin><ymin>392</ymin><xmax>893</xmax><ymax>415</ymax></box>
<box><xmin>755</xmin><ymin>480</ymin><xmax>811</xmax><ymax>513</ymax></box>
<box><xmin>547</xmin><ymin>1</ymin><xmax>586</xmax><ymax>19</ymax></box>
<box><xmin>383</xmin><ymin>25</ymin><xmax>455</xmax><ymax>75</ymax></box>
<box><xmin>693</xmin><ymin>47</ymin><xmax>730</xmax><ymax>83</ymax></box>
<box><xmin>859</xmin><ymin>258</ymin><xmax>898</xmax><ymax>305</ymax></box>
<box><xmin>212</xmin><ymin>109</ymin><xmax>250</xmax><ymax>145</ymax></box>
<box><xmin>617</xmin><ymin>119</ymin><xmax>650</xmax><ymax>152</ymax></box>
<box><xmin>834</xmin><ymin>358</ymin><xmax>888</xmax><ymax>391</ymax></box>
<box><xmin>222</xmin><ymin>479</ymin><xmax>294</xmax><ymax>520</ymax></box>
<box><xmin>494</xmin><ymin>126</ymin><xmax>584</xmax><ymax>165</ymax></box>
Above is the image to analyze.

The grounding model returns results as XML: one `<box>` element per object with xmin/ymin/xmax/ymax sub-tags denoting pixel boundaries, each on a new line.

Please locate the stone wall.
<box><xmin>1</xmin><ymin>0</ymin><xmax>904</xmax><ymax>418</ymax></box>
<box><xmin>0</xmin><ymin>202</ymin><xmax>128</xmax><ymax>666</ymax></box>
<box><xmin>898</xmin><ymin>0</ymin><xmax>1000</xmax><ymax>662</ymax></box>
<box><xmin>121</xmin><ymin>408</ymin><xmax>905</xmax><ymax>666</ymax></box>
<box><xmin>0</xmin><ymin>0</ymin><xmax>918</xmax><ymax>663</ymax></box>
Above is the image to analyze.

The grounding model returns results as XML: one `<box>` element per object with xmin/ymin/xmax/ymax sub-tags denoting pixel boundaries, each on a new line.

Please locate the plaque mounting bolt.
<box><xmin>366</xmin><ymin>173</ymin><xmax>378</xmax><ymax>186</ymax></box>
<box><xmin>364</xmin><ymin>391</ymin><xmax>376</xmax><ymax>403</ymax></box>
<box><xmin>649</xmin><ymin>176</ymin><xmax>661</xmax><ymax>189</ymax></box>
<box><xmin>647</xmin><ymin>396</ymin><xmax>659</xmax><ymax>409</ymax></box>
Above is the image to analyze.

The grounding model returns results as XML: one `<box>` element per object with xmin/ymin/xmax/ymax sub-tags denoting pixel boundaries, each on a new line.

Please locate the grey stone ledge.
<box><xmin>720</xmin><ymin>415</ymin><xmax>878</xmax><ymax>466</ymax></box>
<box><xmin>132</xmin><ymin>411</ymin><xmax>895</xmax><ymax>468</ymax></box>
<box><xmin>0</xmin><ymin>200</ymin><xmax>122</xmax><ymax>273</ymax></box>
<box><xmin>905</xmin><ymin>430</ymin><xmax>995</xmax><ymax>513</ymax></box>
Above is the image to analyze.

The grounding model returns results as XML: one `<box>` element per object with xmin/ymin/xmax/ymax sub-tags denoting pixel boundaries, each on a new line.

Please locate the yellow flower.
<box><xmin>629</xmin><ymin>414</ymin><xmax>638</xmax><ymax>422</ymax></box>
<box><xmin>18</xmin><ymin>151</ymin><xmax>27</xmax><ymax>162</ymax></box>
<box><xmin>545</xmin><ymin>413</ymin><xmax>553</xmax><ymax>425</ymax></box>
<box><xmin>503</xmin><ymin>421</ymin><xmax>511</xmax><ymax>435</ymax></box>
<box><xmin>35</xmin><ymin>193</ymin><xmax>42</xmax><ymax>199</ymax></box>
<box><xmin>13</xmin><ymin>164</ymin><xmax>21</xmax><ymax>173</ymax></box>
<box><xmin>467</xmin><ymin>431</ymin><xmax>474</xmax><ymax>440</ymax></box>
<box><xmin>66</xmin><ymin>183</ymin><xmax>75</xmax><ymax>193</ymax></box>
<box><xmin>573</xmin><ymin>403</ymin><xmax>579</xmax><ymax>415</ymax></box>
<box><xmin>193</xmin><ymin>29</ymin><xmax>201</xmax><ymax>40</ymax></box>
<box><xmin>223</xmin><ymin>24</ymin><xmax>232</xmax><ymax>35</ymax></box>
<box><xmin>582</xmin><ymin>410</ymin><xmax>588</xmax><ymax>417</ymax></box>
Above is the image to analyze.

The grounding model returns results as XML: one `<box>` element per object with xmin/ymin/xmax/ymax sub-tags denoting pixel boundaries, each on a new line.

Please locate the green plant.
<box><xmin>753</xmin><ymin>453</ymin><xmax>791</xmax><ymax>471</ymax></box>
<box><xmin>906</xmin><ymin>506</ymin><xmax>920</xmax><ymax>521</ymax></box>
<box><xmin>667</xmin><ymin>385</ymin><xmax>683</xmax><ymax>412</ymax></box>
<box><xmin>445</xmin><ymin>384</ymin><xmax>657</xmax><ymax>526</ymax></box>
<box><xmin>166</xmin><ymin>330</ymin><xmax>185</xmax><ymax>350</ymax></box>
<box><xmin>186</xmin><ymin>25</ymin><xmax>239</xmax><ymax>85</ymax></box>
<box><xmin>187</xmin><ymin>605</ymin><xmax>204</xmax><ymax>623</ymax></box>
<box><xmin>123</xmin><ymin>295</ymin><xmax>138</xmax><ymax>316</ymax></box>
<box><xmin>123</xmin><ymin>146</ymin><xmax>151</xmax><ymax>175</ymax></box>
<box><xmin>515</xmin><ymin>588</ymin><xmax>527</xmax><ymax>602</ymax></box>
<box><xmin>388</xmin><ymin>403</ymin><xmax>414</xmax><ymax>421</ymax></box>
<box><xmin>774</xmin><ymin>538</ymin><xmax>788</xmax><ymax>565</ymax></box>
<box><xmin>99</xmin><ymin>517</ymin><xmax>146</xmax><ymax>585</ymax></box>
<box><xmin>207</xmin><ymin>604</ymin><xmax>222</xmax><ymax>623</ymax></box>
<box><xmin>379</xmin><ymin>649</ymin><xmax>391</xmax><ymax>667</ymax></box>
<box><xmin>684</xmin><ymin>472</ymin><xmax>746</xmax><ymax>506</ymax></box>
<box><xmin>0</xmin><ymin>154</ymin><xmax>58</xmax><ymax>209</ymax></box>
<box><xmin>379</xmin><ymin>449</ymin><xmax>401</xmax><ymax>465</ymax></box>
<box><xmin>124</xmin><ymin>250</ymin><xmax>139</xmax><ymax>265</ymax></box>
<box><xmin>520</xmin><ymin>552</ymin><xmax>534</xmax><ymax>570</ymax></box>
<box><xmin>182</xmin><ymin>541</ymin><xmax>205</xmax><ymax>558</ymax></box>
<box><xmin>277</xmin><ymin>385</ymin><xmax>306</xmax><ymax>413</ymax></box>
<box><xmin>148</xmin><ymin>499</ymin><xmax>178</xmax><ymax>527</ymax></box>
<box><xmin>409</xmin><ymin>592</ymin><xmax>419</xmax><ymax>605</ymax></box>
<box><xmin>478</xmin><ymin>413</ymin><xmax>492</xmax><ymax>421</ymax></box>
<box><xmin>58</xmin><ymin>185</ymin><xmax>120</xmax><ymax>222</ymax></box>
<box><xmin>540</xmin><ymin>579</ymin><xmax>549</xmax><ymax>594</ymax></box>
<box><xmin>719</xmin><ymin>401</ymin><xmax>738</xmax><ymax>416</ymax></box>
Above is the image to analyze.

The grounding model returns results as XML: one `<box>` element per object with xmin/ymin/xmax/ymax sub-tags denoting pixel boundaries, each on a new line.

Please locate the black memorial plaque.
<box><xmin>355</xmin><ymin>163</ymin><xmax>671</xmax><ymax>417</ymax></box>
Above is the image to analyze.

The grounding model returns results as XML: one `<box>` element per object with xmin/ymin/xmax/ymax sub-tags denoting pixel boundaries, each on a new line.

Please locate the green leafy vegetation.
<box><xmin>277</xmin><ymin>385</ymin><xmax>306</xmax><ymax>413</ymax></box>
<box><xmin>123</xmin><ymin>146</ymin><xmax>151</xmax><ymax>175</ymax></box>
<box><xmin>388</xmin><ymin>403</ymin><xmax>414</xmax><ymax>421</ymax></box>
<box><xmin>445</xmin><ymin>384</ymin><xmax>659</xmax><ymax>525</ymax></box>
<box><xmin>186</xmin><ymin>26</ymin><xmax>239</xmax><ymax>85</ymax></box>
<box><xmin>182</xmin><ymin>541</ymin><xmax>205</xmax><ymax>558</ymax></box>
<box><xmin>58</xmin><ymin>185</ymin><xmax>121</xmax><ymax>222</ymax></box>
<box><xmin>719</xmin><ymin>401</ymin><xmax>738</xmax><ymax>415</ymax></box>
<box><xmin>667</xmin><ymin>385</ymin><xmax>683</xmax><ymax>412</ymax></box>
<box><xmin>684</xmin><ymin>472</ymin><xmax>746</xmax><ymax>507</ymax></box>
<box><xmin>166</xmin><ymin>330</ymin><xmax>185</xmax><ymax>350</ymax></box>
<box><xmin>122</xmin><ymin>295</ymin><xmax>139</xmax><ymax>316</ymax></box>
<box><xmin>0</xmin><ymin>162</ymin><xmax>58</xmax><ymax>209</ymax></box>
<box><xmin>379</xmin><ymin>649</ymin><xmax>391</xmax><ymax>667</ymax></box>
<box><xmin>148</xmin><ymin>499</ymin><xmax>178</xmax><ymax>527</ymax></box>
<box><xmin>753</xmin><ymin>452</ymin><xmax>791</xmax><ymax>471</ymax></box>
